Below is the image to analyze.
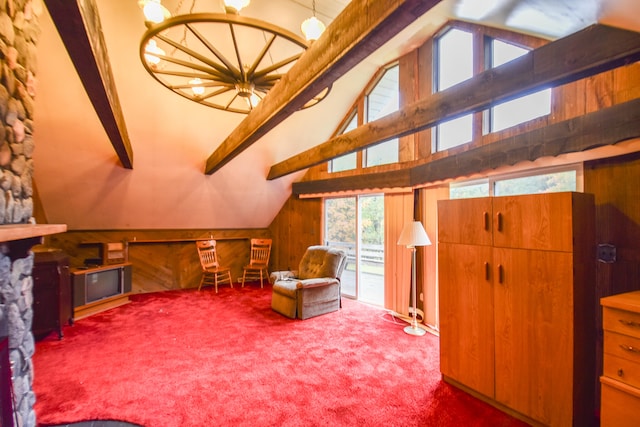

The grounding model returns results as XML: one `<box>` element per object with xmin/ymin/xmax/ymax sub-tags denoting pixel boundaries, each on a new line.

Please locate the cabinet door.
<box><xmin>493</xmin><ymin>247</ymin><xmax>573</xmax><ymax>426</ymax></box>
<box><xmin>492</xmin><ymin>193</ymin><xmax>574</xmax><ymax>251</ymax></box>
<box><xmin>32</xmin><ymin>263</ymin><xmax>58</xmax><ymax>338</ymax></box>
<box><xmin>439</xmin><ymin>242</ymin><xmax>495</xmax><ymax>398</ymax></box>
<box><xmin>438</xmin><ymin>198</ymin><xmax>493</xmax><ymax>246</ymax></box>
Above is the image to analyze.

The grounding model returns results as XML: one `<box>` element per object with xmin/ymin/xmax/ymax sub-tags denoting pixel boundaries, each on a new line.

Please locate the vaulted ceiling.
<box><xmin>33</xmin><ymin>0</ymin><xmax>640</xmax><ymax>230</ymax></box>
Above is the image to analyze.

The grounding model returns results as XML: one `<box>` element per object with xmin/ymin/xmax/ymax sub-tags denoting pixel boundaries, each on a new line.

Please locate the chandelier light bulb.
<box><xmin>142</xmin><ymin>0</ymin><xmax>170</xmax><ymax>24</ymax></box>
<box><xmin>144</xmin><ymin>39</ymin><xmax>165</xmax><ymax>66</ymax></box>
<box><xmin>249</xmin><ymin>93</ymin><xmax>260</xmax><ymax>107</ymax></box>
<box><xmin>301</xmin><ymin>16</ymin><xmax>325</xmax><ymax>41</ymax></box>
<box><xmin>190</xmin><ymin>78</ymin><xmax>205</xmax><ymax>96</ymax></box>
<box><xmin>223</xmin><ymin>0</ymin><xmax>250</xmax><ymax>14</ymax></box>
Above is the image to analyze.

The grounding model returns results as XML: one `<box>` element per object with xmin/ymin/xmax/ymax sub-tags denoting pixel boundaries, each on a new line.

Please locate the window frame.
<box><xmin>449</xmin><ymin>163</ymin><xmax>584</xmax><ymax>199</ymax></box>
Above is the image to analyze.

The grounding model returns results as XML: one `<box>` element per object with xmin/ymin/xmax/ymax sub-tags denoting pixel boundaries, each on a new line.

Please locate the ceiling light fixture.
<box><xmin>301</xmin><ymin>0</ymin><xmax>326</xmax><ymax>42</ymax></box>
<box><xmin>138</xmin><ymin>0</ymin><xmax>331</xmax><ymax>114</ymax></box>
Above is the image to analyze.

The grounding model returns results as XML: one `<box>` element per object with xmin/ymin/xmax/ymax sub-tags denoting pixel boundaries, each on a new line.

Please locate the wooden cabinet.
<box><xmin>600</xmin><ymin>291</ymin><xmax>640</xmax><ymax>427</ymax></box>
<box><xmin>438</xmin><ymin>192</ymin><xmax>596</xmax><ymax>426</ymax></box>
<box><xmin>32</xmin><ymin>248</ymin><xmax>72</xmax><ymax>340</ymax></box>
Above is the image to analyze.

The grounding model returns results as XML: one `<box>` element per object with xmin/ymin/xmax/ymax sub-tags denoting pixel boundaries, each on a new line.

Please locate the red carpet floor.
<box><xmin>33</xmin><ymin>285</ymin><xmax>527</xmax><ymax>427</ymax></box>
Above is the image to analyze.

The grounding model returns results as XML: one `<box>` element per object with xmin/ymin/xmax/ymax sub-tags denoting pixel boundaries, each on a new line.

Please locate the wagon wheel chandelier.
<box><xmin>139</xmin><ymin>0</ymin><xmax>331</xmax><ymax>114</ymax></box>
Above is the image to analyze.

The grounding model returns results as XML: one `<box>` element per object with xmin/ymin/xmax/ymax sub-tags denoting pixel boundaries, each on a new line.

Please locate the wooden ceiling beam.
<box><xmin>292</xmin><ymin>98</ymin><xmax>640</xmax><ymax>195</ymax></box>
<box><xmin>204</xmin><ymin>0</ymin><xmax>443</xmax><ymax>175</ymax></box>
<box><xmin>272</xmin><ymin>24</ymin><xmax>640</xmax><ymax>180</ymax></box>
<box><xmin>44</xmin><ymin>0</ymin><xmax>134</xmax><ymax>169</ymax></box>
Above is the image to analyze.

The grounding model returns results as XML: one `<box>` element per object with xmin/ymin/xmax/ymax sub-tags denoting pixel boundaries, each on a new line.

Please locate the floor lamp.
<box><xmin>397</xmin><ymin>220</ymin><xmax>431</xmax><ymax>336</ymax></box>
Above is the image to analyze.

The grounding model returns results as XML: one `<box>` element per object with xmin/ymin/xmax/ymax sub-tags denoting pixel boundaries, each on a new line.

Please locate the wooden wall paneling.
<box><xmin>417</xmin><ymin>185</ymin><xmax>449</xmax><ymax>329</ymax></box>
<box><xmin>416</xmin><ymin>41</ymin><xmax>433</xmax><ymax>160</ymax></box>
<box><xmin>399</xmin><ymin>51</ymin><xmax>418</xmax><ymax>163</ymax></box>
<box><xmin>552</xmin><ymin>79</ymin><xmax>587</xmax><ymax>123</ymax></box>
<box><xmin>45</xmin><ymin>229</ymin><xmax>270</xmax><ymax>293</ymax></box>
<box><xmin>584</xmin><ymin>151</ymin><xmax>640</xmax><ymax>411</ymax></box>
<box><xmin>268</xmin><ymin>196</ymin><xmax>322</xmax><ymax>272</ymax></box>
<box><xmin>586</xmin><ymin>70</ymin><xmax>615</xmax><ymax>112</ymax></box>
<box><xmin>614</xmin><ymin>63</ymin><xmax>640</xmax><ymax>104</ymax></box>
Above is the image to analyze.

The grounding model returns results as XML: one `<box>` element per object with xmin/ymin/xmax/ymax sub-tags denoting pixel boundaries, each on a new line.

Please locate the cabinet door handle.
<box><xmin>619</xmin><ymin>319</ymin><xmax>640</xmax><ymax>328</ymax></box>
<box><xmin>484</xmin><ymin>262</ymin><xmax>490</xmax><ymax>280</ymax></box>
<box><xmin>497</xmin><ymin>264</ymin><xmax>504</xmax><ymax>284</ymax></box>
<box><xmin>496</xmin><ymin>212</ymin><xmax>503</xmax><ymax>232</ymax></box>
<box><xmin>619</xmin><ymin>344</ymin><xmax>640</xmax><ymax>354</ymax></box>
<box><xmin>483</xmin><ymin>212</ymin><xmax>489</xmax><ymax>231</ymax></box>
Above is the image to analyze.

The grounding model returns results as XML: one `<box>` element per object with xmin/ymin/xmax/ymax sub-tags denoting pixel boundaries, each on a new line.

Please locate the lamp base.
<box><xmin>404</xmin><ymin>325</ymin><xmax>426</xmax><ymax>336</ymax></box>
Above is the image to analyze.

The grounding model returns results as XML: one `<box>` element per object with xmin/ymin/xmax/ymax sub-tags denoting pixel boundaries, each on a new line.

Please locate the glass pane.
<box><xmin>491</xmin><ymin>89</ymin><xmax>551</xmax><ymax>132</ymax></box>
<box><xmin>437</xmin><ymin>114</ymin><xmax>473</xmax><ymax>151</ymax></box>
<box><xmin>324</xmin><ymin>197</ymin><xmax>356</xmax><ymax>297</ymax></box>
<box><xmin>330</xmin><ymin>112</ymin><xmax>358</xmax><ymax>173</ymax></box>
<box><xmin>365</xmin><ymin>139</ymin><xmax>398</xmax><ymax>167</ymax></box>
<box><xmin>450</xmin><ymin>181</ymin><xmax>490</xmax><ymax>199</ymax></box>
<box><xmin>494</xmin><ymin>170</ymin><xmax>576</xmax><ymax>196</ymax></box>
<box><xmin>367</xmin><ymin>66</ymin><xmax>399</xmax><ymax>121</ymax></box>
<box><xmin>331</xmin><ymin>152</ymin><xmax>357</xmax><ymax>172</ymax></box>
<box><xmin>438</xmin><ymin>28</ymin><xmax>474</xmax><ymax>91</ymax></box>
<box><xmin>492</xmin><ymin>39</ymin><xmax>528</xmax><ymax>67</ymax></box>
<box><xmin>490</xmin><ymin>39</ymin><xmax>551</xmax><ymax>133</ymax></box>
<box><xmin>365</xmin><ymin>65</ymin><xmax>399</xmax><ymax>167</ymax></box>
<box><xmin>358</xmin><ymin>195</ymin><xmax>384</xmax><ymax>306</ymax></box>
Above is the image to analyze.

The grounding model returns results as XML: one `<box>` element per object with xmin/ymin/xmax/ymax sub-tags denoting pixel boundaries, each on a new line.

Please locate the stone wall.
<box><xmin>0</xmin><ymin>1</ymin><xmax>42</xmax><ymax>426</ymax></box>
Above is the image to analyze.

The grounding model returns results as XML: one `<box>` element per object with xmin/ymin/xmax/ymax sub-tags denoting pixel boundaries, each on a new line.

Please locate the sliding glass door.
<box><xmin>324</xmin><ymin>195</ymin><xmax>384</xmax><ymax>306</ymax></box>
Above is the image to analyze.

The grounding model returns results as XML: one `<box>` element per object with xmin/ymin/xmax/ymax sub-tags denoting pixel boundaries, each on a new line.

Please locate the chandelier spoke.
<box><xmin>245</xmin><ymin>33</ymin><xmax>276</xmax><ymax>78</ymax></box>
<box><xmin>252</xmin><ymin>53</ymin><xmax>303</xmax><ymax>80</ymax></box>
<box><xmin>185</xmin><ymin>22</ymin><xmax>242</xmax><ymax>78</ymax></box>
<box><xmin>151</xmin><ymin>52</ymin><xmax>237</xmax><ymax>84</ymax></box>
<box><xmin>228</xmin><ymin>23</ymin><xmax>247</xmax><ymax>83</ymax></box>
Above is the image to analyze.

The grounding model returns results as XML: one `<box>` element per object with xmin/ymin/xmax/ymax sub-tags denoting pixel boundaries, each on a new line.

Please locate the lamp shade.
<box><xmin>397</xmin><ymin>221</ymin><xmax>431</xmax><ymax>248</ymax></box>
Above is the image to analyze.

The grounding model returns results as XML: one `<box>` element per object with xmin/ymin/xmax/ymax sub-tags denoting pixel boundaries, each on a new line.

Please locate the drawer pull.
<box><xmin>618</xmin><ymin>368</ymin><xmax>624</xmax><ymax>377</ymax></box>
<box><xmin>619</xmin><ymin>319</ymin><xmax>640</xmax><ymax>328</ymax></box>
<box><xmin>619</xmin><ymin>344</ymin><xmax>640</xmax><ymax>354</ymax></box>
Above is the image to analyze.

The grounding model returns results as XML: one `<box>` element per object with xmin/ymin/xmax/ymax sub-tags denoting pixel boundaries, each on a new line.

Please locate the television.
<box><xmin>72</xmin><ymin>264</ymin><xmax>132</xmax><ymax>308</ymax></box>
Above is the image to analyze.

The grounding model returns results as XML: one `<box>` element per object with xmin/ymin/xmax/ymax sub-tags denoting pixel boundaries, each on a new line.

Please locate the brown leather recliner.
<box><xmin>271</xmin><ymin>246</ymin><xmax>348</xmax><ymax>320</ymax></box>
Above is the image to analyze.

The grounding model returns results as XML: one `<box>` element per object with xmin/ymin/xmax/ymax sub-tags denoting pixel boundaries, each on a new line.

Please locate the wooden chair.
<box><xmin>196</xmin><ymin>240</ymin><xmax>233</xmax><ymax>293</ymax></box>
<box><xmin>241</xmin><ymin>238</ymin><xmax>272</xmax><ymax>288</ymax></box>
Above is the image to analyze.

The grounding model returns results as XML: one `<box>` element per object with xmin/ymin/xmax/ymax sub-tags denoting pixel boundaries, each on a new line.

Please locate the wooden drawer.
<box><xmin>604</xmin><ymin>331</ymin><xmax>640</xmax><ymax>364</ymax></box>
<box><xmin>604</xmin><ymin>353</ymin><xmax>640</xmax><ymax>389</ymax></box>
<box><xmin>600</xmin><ymin>376</ymin><xmax>640</xmax><ymax>427</ymax></box>
<box><xmin>603</xmin><ymin>306</ymin><xmax>640</xmax><ymax>339</ymax></box>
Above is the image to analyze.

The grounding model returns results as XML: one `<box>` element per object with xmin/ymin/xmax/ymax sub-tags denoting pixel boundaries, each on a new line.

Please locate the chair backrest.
<box><xmin>249</xmin><ymin>238</ymin><xmax>272</xmax><ymax>267</ymax></box>
<box><xmin>196</xmin><ymin>240</ymin><xmax>221</xmax><ymax>270</ymax></box>
<box><xmin>298</xmin><ymin>246</ymin><xmax>348</xmax><ymax>280</ymax></box>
